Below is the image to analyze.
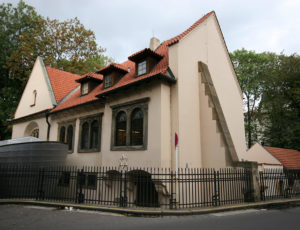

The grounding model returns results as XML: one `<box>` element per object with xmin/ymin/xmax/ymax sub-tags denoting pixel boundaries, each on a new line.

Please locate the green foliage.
<box><xmin>7</xmin><ymin>16</ymin><xmax>109</xmax><ymax>78</ymax></box>
<box><xmin>0</xmin><ymin>0</ymin><xmax>40</xmax><ymax>140</ymax></box>
<box><xmin>261</xmin><ymin>54</ymin><xmax>300</xmax><ymax>150</ymax></box>
<box><xmin>231</xmin><ymin>49</ymin><xmax>300</xmax><ymax>150</ymax></box>
<box><xmin>0</xmin><ymin>1</ymin><xmax>111</xmax><ymax>140</ymax></box>
<box><xmin>230</xmin><ymin>49</ymin><xmax>274</xmax><ymax>148</ymax></box>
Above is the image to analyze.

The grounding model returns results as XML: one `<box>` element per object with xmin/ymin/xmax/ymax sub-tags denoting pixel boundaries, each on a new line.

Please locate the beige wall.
<box><xmin>49</xmin><ymin>81</ymin><xmax>169</xmax><ymax>168</ymax></box>
<box><xmin>160</xmin><ymin>82</ymin><xmax>172</xmax><ymax>168</ymax></box>
<box><xmin>168</xmin><ymin>13</ymin><xmax>246</xmax><ymax>168</ymax></box>
<box><xmin>245</xmin><ymin>143</ymin><xmax>281</xmax><ymax>165</ymax></box>
<box><xmin>12</xmin><ymin>116</ymin><xmax>49</xmax><ymax>141</ymax></box>
<box><xmin>14</xmin><ymin>57</ymin><xmax>55</xmax><ymax>119</ymax></box>
<box><xmin>101</xmin><ymin>81</ymin><xmax>164</xmax><ymax>168</ymax></box>
<box><xmin>50</xmin><ymin>105</ymin><xmax>103</xmax><ymax>167</ymax></box>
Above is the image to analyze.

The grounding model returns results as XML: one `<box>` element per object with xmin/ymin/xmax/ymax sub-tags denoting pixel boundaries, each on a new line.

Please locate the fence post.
<box><xmin>234</xmin><ymin>161</ymin><xmax>260</xmax><ymax>202</ymax></box>
<box><xmin>169</xmin><ymin>171</ymin><xmax>176</xmax><ymax>209</ymax></box>
<box><xmin>123</xmin><ymin>170</ymin><xmax>128</xmax><ymax>207</ymax></box>
<box><xmin>213</xmin><ymin>170</ymin><xmax>220</xmax><ymax>206</ymax></box>
<box><xmin>119</xmin><ymin>170</ymin><xmax>128</xmax><ymax>207</ymax></box>
<box><xmin>36</xmin><ymin>167</ymin><xmax>45</xmax><ymax>200</ymax></box>
<box><xmin>77</xmin><ymin>168</ymin><xmax>84</xmax><ymax>203</ymax></box>
<box><xmin>259</xmin><ymin>171</ymin><xmax>265</xmax><ymax>201</ymax></box>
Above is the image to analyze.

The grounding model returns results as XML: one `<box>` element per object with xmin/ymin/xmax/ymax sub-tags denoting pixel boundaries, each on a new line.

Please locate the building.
<box><xmin>12</xmin><ymin>11</ymin><xmax>246</xmax><ymax>169</ymax></box>
<box><xmin>246</xmin><ymin>143</ymin><xmax>300</xmax><ymax>171</ymax></box>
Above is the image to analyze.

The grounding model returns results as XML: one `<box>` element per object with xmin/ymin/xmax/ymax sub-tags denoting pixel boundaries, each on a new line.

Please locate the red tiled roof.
<box><xmin>46</xmin><ymin>67</ymin><xmax>80</xmax><ymax>103</ymax></box>
<box><xmin>76</xmin><ymin>72</ymin><xmax>103</xmax><ymax>83</ymax></box>
<box><xmin>50</xmin><ymin>11</ymin><xmax>214</xmax><ymax>113</ymax></box>
<box><xmin>166</xmin><ymin>11</ymin><xmax>214</xmax><ymax>46</ymax></box>
<box><xmin>264</xmin><ymin>146</ymin><xmax>300</xmax><ymax>170</ymax></box>
<box><xmin>128</xmin><ymin>48</ymin><xmax>163</xmax><ymax>62</ymax></box>
<box><xmin>96</xmin><ymin>63</ymin><xmax>128</xmax><ymax>75</ymax></box>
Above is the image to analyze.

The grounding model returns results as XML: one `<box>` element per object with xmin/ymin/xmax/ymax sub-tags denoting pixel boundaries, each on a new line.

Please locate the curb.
<box><xmin>1</xmin><ymin>198</ymin><xmax>300</xmax><ymax>216</ymax></box>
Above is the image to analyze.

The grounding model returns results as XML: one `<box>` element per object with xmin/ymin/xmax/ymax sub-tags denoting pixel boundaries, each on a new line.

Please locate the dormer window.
<box><xmin>104</xmin><ymin>74</ymin><xmax>112</xmax><ymax>88</ymax></box>
<box><xmin>82</xmin><ymin>82</ymin><xmax>89</xmax><ymax>95</ymax></box>
<box><xmin>137</xmin><ymin>61</ymin><xmax>147</xmax><ymax>75</ymax></box>
<box><xmin>128</xmin><ymin>48</ymin><xmax>163</xmax><ymax>77</ymax></box>
<box><xmin>96</xmin><ymin>63</ymin><xmax>128</xmax><ymax>89</ymax></box>
<box><xmin>76</xmin><ymin>72</ymin><xmax>103</xmax><ymax>96</ymax></box>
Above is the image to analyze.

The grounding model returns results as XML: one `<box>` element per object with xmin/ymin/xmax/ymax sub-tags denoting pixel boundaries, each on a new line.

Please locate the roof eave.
<box><xmin>96</xmin><ymin>73</ymin><xmax>176</xmax><ymax>99</ymax></box>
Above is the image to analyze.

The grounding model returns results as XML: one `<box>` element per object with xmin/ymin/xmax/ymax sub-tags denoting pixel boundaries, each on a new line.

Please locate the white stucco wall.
<box><xmin>49</xmin><ymin>81</ymin><xmax>169</xmax><ymax>168</ymax></box>
<box><xmin>168</xmin><ymin>13</ymin><xmax>246</xmax><ymax>168</ymax></box>
<box><xmin>14</xmin><ymin>57</ymin><xmax>55</xmax><ymax>119</ymax></box>
<box><xmin>12</xmin><ymin>117</ymin><xmax>48</xmax><ymax>141</ymax></box>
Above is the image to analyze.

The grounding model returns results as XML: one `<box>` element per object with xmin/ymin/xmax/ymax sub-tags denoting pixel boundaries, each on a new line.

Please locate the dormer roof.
<box><xmin>76</xmin><ymin>72</ymin><xmax>103</xmax><ymax>83</ymax></box>
<box><xmin>96</xmin><ymin>63</ymin><xmax>128</xmax><ymax>75</ymax></box>
<box><xmin>128</xmin><ymin>48</ymin><xmax>163</xmax><ymax>63</ymax></box>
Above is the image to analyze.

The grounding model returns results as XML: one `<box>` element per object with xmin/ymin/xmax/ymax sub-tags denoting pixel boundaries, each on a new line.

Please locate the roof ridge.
<box><xmin>166</xmin><ymin>11</ymin><xmax>215</xmax><ymax>46</ymax></box>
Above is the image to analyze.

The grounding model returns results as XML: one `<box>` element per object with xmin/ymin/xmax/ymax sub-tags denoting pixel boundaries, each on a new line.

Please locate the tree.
<box><xmin>0</xmin><ymin>0</ymin><xmax>41</xmax><ymax>140</ymax></box>
<box><xmin>7</xmin><ymin>16</ymin><xmax>110</xmax><ymax>78</ymax></box>
<box><xmin>261</xmin><ymin>54</ymin><xmax>300</xmax><ymax>150</ymax></box>
<box><xmin>0</xmin><ymin>1</ymin><xmax>111</xmax><ymax>140</ymax></box>
<box><xmin>230</xmin><ymin>49</ymin><xmax>273</xmax><ymax>148</ymax></box>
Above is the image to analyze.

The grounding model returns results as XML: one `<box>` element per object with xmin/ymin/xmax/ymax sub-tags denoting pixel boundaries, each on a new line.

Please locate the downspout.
<box><xmin>46</xmin><ymin>112</ymin><xmax>51</xmax><ymax>141</ymax></box>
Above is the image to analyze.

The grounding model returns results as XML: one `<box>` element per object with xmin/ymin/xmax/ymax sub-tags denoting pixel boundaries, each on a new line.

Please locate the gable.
<box><xmin>14</xmin><ymin>57</ymin><xmax>56</xmax><ymax>119</ymax></box>
<box><xmin>246</xmin><ymin>143</ymin><xmax>281</xmax><ymax>165</ymax></box>
<box><xmin>167</xmin><ymin>12</ymin><xmax>246</xmax><ymax>163</ymax></box>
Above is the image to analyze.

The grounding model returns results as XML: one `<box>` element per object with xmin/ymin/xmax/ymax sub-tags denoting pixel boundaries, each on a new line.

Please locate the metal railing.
<box><xmin>259</xmin><ymin>169</ymin><xmax>300</xmax><ymax>200</ymax></box>
<box><xmin>0</xmin><ymin>164</ymin><xmax>253</xmax><ymax>209</ymax></box>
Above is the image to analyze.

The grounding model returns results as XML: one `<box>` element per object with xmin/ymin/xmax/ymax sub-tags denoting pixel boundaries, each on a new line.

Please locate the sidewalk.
<box><xmin>1</xmin><ymin>198</ymin><xmax>300</xmax><ymax>216</ymax></box>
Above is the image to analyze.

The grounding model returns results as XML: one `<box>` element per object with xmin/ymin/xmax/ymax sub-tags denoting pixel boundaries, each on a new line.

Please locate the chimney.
<box><xmin>149</xmin><ymin>37</ymin><xmax>160</xmax><ymax>51</ymax></box>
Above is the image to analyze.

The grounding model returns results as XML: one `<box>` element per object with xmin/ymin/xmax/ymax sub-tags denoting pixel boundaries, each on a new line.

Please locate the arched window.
<box><xmin>67</xmin><ymin>125</ymin><xmax>73</xmax><ymax>151</ymax></box>
<box><xmin>116</xmin><ymin>111</ymin><xmax>127</xmax><ymax>146</ymax></box>
<box><xmin>131</xmin><ymin>108</ymin><xmax>143</xmax><ymax>145</ymax></box>
<box><xmin>81</xmin><ymin>122</ymin><xmax>89</xmax><ymax>149</ymax></box>
<box><xmin>31</xmin><ymin>128</ymin><xmax>39</xmax><ymax>138</ymax></box>
<box><xmin>59</xmin><ymin>126</ymin><xmax>65</xmax><ymax>143</ymax></box>
<box><xmin>90</xmin><ymin>120</ymin><xmax>99</xmax><ymax>149</ymax></box>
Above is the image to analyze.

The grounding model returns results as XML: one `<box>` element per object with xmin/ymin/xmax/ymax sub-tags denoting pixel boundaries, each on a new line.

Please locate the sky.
<box><xmin>1</xmin><ymin>0</ymin><xmax>300</xmax><ymax>63</ymax></box>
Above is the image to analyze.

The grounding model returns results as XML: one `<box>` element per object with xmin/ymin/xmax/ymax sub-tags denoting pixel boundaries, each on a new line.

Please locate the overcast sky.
<box><xmin>1</xmin><ymin>0</ymin><xmax>300</xmax><ymax>63</ymax></box>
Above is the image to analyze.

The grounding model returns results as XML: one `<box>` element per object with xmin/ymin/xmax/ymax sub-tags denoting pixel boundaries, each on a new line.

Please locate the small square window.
<box><xmin>104</xmin><ymin>74</ymin><xmax>112</xmax><ymax>88</ymax></box>
<box><xmin>82</xmin><ymin>82</ymin><xmax>89</xmax><ymax>95</ymax></box>
<box><xmin>138</xmin><ymin>61</ymin><xmax>147</xmax><ymax>75</ymax></box>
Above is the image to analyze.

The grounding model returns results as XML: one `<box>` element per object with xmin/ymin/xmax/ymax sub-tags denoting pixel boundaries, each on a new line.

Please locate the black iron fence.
<box><xmin>0</xmin><ymin>165</ymin><xmax>254</xmax><ymax>209</ymax></box>
<box><xmin>259</xmin><ymin>169</ymin><xmax>300</xmax><ymax>200</ymax></box>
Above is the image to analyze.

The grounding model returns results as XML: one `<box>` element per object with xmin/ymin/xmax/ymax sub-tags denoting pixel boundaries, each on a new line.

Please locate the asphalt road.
<box><xmin>0</xmin><ymin>205</ymin><xmax>299</xmax><ymax>230</ymax></box>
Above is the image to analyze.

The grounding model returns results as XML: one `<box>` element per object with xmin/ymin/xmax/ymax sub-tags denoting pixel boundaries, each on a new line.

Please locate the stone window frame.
<box><xmin>57</xmin><ymin>119</ymin><xmax>76</xmax><ymax>153</ymax></box>
<box><xmin>110</xmin><ymin>97</ymin><xmax>149</xmax><ymax>151</ymax></box>
<box><xmin>78</xmin><ymin>113</ymin><xmax>103</xmax><ymax>153</ymax></box>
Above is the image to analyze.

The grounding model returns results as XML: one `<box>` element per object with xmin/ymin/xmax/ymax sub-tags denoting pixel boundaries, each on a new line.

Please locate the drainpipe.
<box><xmin>46</xmin><ymin>112</ymin><xmax>51</xmax><ymax>141</ymax></box>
